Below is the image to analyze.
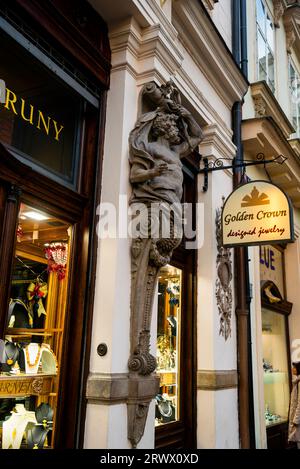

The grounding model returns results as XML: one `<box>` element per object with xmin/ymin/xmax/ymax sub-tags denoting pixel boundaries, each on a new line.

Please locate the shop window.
<box><xmin>0</xmin><ymin>30</ymin><xmax>86</xmax><ymax>187</ymax></box>
<box><xmin>256</xmin><ymin>0</ymin><xmax>275</xmax><ymax>93</ymax></box>
<box><xmin>0</xmin><ymin>202</ymin><xmax>72</xmax><ymax>449</ymax></box>
<box><xmin>155</xmin><ymin>265</ymin><xmax>182</xmax><ymax>426</ymax></box>
<box><xmin>260</xmin><ymin>245</ymin><xmax>293</xmax><ymax>448</ymax></box>
<box><xmin>262</xmin><ymin>307</ymin><xmax>290</xmax><ymax>428</ymax></box>
<box><xmin>288</xmin><ymin>59</ymin><xmax>300</xmax><ymax>138</ymax></box>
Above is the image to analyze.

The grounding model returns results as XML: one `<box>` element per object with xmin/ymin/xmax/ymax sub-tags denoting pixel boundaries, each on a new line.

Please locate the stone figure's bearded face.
<box><xmin>152</xmin><ymin>112</ymin><xmax>181</xmax><ymax>145</ymax></box>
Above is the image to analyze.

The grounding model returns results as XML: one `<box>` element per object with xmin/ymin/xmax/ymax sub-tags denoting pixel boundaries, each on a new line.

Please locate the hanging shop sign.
<box><xmin>222</xmin><ymin>181</ymin><xmax>294</xmax><ymax>247</ymax></box>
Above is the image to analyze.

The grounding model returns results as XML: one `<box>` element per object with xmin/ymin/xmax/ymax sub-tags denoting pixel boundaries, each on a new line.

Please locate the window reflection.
<box><xmin>262</xmin><ymin>308</ymin><xmax>289</xmax><ymax>427</ymax></box>
<box><xmin>256</xmin><ymin>0</ymin><xmax>275</xmax><ymax>93</ymax></box>
<box><xmin>155</xmin><ymin>265</ymin><xmax>182</xmax><ymax>426</ymax></box>
<box><xmin>289</xmin><ymin>60</ymin><xmax>300</xmax><ymax>138</ymax></box>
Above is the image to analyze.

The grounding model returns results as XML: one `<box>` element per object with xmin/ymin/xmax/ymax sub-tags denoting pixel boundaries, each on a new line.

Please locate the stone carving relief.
<box><xmin>274</xmin><ymin>0</ymin><xmax>286</xmax><ymax>27</ymax></box>
<box><xmin>285</xmin><ymin>26</ymin><xmax>296</xmax><ymax>53</ymax></box>
<box><xmin>253</xmin><ymin>95</ymin><xmax>267</xmax><ymax>117</ymax></box>
<box><xmin>216</xmin><ymin>201</ymin><xmax>233</xmax><ymax>341</ymax></box>
<box><xmin>127</xmin><ymin>81</ymin><xmax>202</xmax><ymax>447</ymax></box>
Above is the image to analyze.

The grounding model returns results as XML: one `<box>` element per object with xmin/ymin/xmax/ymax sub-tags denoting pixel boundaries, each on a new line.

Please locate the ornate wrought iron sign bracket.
<box><xmin>200</xmin><ymin>153</ymin><xmax>287</xmax><ymax>192</ymax></box>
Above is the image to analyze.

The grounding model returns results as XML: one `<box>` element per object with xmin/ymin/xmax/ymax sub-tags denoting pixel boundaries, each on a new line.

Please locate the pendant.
<box><xmin>33</xmin><ymin>444</ymin><xmax>38</xmax><ymax>449</ymax></box>
<box><xmin>7</xmin><ymin>359</ymin><xmax>13</xmax><ymax>365</ymax></box>
<box><xmin>42</xmin><ymin>419</ymin><xmax>48</xmax><ymax>429</ymax></box>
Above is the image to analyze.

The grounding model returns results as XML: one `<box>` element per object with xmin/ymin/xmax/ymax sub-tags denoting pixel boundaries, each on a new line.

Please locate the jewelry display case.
<box><xmin>260</xmin><ymin>275</ymin><xmax>293</xmax><ymax>448</ymax></box>
<box><xmin>0</xmin><ymin>202</ymin><xmax>71</xmax><ymax>449</ymax></box>
<box><xmin>155</xmin><ymin>265</ymin><xmax>181</xmax><ymax>427</ymax></box>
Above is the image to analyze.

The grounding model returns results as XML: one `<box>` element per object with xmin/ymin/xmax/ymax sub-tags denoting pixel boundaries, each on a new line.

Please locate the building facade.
<box><xmin>243</xmin><ymin>0</ymin><xmax>300</xmax><ymax>449</ymax></box>
<box><xmin>84</xmin><ymin>0</ymin><xmax>247</xmax><ymax>449</ymax></box>
<box><xmin>1</xmin><ymin>0</ymin><xmax>300</xmax><ymax>451</ymax></box>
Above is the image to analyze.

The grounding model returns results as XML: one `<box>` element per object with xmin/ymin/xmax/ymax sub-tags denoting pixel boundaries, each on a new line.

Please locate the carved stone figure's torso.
<box><xmin>131</xmin><ymin>141</ymin><xmax>183</xmax><ymax>205</ymax></box>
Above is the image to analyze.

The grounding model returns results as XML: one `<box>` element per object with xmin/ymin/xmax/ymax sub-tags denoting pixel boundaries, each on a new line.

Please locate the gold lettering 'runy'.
<box><xmin>1</xmin><ymin>87</ymin><xmax>64</xmax><ymax>142</ymax></box>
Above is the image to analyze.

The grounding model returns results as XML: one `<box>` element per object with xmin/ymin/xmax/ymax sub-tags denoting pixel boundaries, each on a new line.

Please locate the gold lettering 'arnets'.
<box><xmin>2</xmin><ymin>88</ymin><xmax>64</xmax><ymax>142</ymax></box>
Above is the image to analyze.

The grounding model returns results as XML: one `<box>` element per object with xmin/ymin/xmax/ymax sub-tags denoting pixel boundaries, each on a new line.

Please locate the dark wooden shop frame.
<box><xmin>0</xmin><ymin>0</ymin><xmax>110</xmax><ymax>449</ymax></box>
<box><xmin>155</xmin><ymin>159</ymin><xmax>198</xmax><ymax>449</ymax></box>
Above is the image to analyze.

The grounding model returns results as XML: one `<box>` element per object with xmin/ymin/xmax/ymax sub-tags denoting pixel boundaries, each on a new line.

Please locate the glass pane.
<box><xmin>267</xmin><ymin>50</ymin><xmax>275</xmax><ymax>93</ymax></box>
<box><xmin>289</xmin><ymin>62</ymin><xmax>296</xmax><ymax>84</ymax></box>
<box><xmin>257</xmin><ymin>31</ymin><xmax>267</xmax><ymax>81</ymax></box>
<box><xmin>0</xmin><ymin>30</ymin><xmax>83</xmax><ymax>185</ymax></box>
<box><xmin>0</xmin><ymin>202</ymin><xmax>72</xmax><ymax>449</ymax></box>
<box><xmin>256</xmin><ymin>0</ymin><xmax>265</xmax><ymax>33</ymax></box>
<box><xmin>266</xmin><ymin>13</ymin><xmax>274</xmax><ymax>52</ymax></box>
<box><xmin>262</xmin><ymin>308</ymin><xmax>290</xmax><ymax>427</ymax></box>
<box><xmin>155</xmin><ymin>265</ymin><xmax>182</xmax><ymax>427</ymax></box>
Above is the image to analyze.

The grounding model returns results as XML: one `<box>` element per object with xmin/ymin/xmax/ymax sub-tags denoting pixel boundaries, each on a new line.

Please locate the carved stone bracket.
<box><xmin>253</xmin><ymin>95</ymin><xmax>266</xmax><ymax>118</ymax></box>
<box><xmin>274</xmin><ymin>0</ymin><xmax>286</xmax><ymax>28</ymax></box>
<box><xmin>216</xmin><ymin>200</ymin><xmax>233</xmax><ymax>341</ymax></box>
<box><xmin>283</xmin><ymin>2</ymin><xmax>300</xmax><ymax>54</ymax></box>
<box><xmin>127</xmin><ymin>80</ymin><xmax>202</xmax><ymax>447</ymax></box>
<box><xmin>202</xmin><ymin>0</ymin><xmax>219</xmax><ymax>11</ymax></box>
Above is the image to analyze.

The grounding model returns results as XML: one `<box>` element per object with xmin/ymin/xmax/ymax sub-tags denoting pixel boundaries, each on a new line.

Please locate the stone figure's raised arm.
<box><xmin>173</xmin><ymin>104</ymin><xmax>203</xmax><ymax>158</ymax></box>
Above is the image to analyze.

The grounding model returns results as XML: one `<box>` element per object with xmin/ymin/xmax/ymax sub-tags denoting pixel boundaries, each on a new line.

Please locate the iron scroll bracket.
<box><xmin>199</xmin><ymin>153</ymin><xmax>287</xmax><ymax>192</ymax></box>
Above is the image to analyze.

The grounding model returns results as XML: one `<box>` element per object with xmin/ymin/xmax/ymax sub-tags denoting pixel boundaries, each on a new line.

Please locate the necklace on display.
<box><xmin>35</xmin><ymin>403</ymin><xmax>54</xmax><ymax>429</ymax></box>
<box><xmin>5</xmin><ymin>342</ymin><xmax>19</xmax><ymax>366</ymax></box>
<box><xmin>158</xmin><ymin>400</ymin><xmax>173</xmax><ymax>418</ymax></box>
<box><xmin>27</xmin><ymin>426</ymin><xmax>48</xmax><ymax>450</ymax></box>
<box><xmin>25</xmin><ymin>344</ymin><xmax>41</xmax><ymax>368</ymax></box>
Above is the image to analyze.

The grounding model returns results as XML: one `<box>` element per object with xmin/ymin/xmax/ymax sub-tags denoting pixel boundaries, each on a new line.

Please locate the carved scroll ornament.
<box><xmin>127</xmin><ymin>81</ymin><xmax>202</xmax><ymax>447</ymax></box>
<box><xmin>216</xmin><ymin>201</ymin><xmax>233</xmax><ymax>341</ymax></box>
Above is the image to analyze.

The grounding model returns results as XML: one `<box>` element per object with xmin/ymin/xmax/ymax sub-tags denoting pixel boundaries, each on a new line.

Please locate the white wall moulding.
<box><xmin>242</xmin><ymin>117</ymin><xmax>300</xmax><ymax>207</ymax></box>
<box><xmin>250</xmin><ymin>81</ymin><xmax>295</xmax><ymax>139</ymax></box>
<box><xmin>172</xmin><ymin>0</ymin><xmax>248</xmax><ymax>107</ymax></box>
<box><xmin>283</xmin><ymin>2</ymin><xmax>300</xmax><ymax>54</ymax></box>
<box><xmin>199</xmin><ymin>124</ymin><xmax>236</xmax><ymax>162</ymax></box>
<box><xmin>108</xmin><ymin>17</ymin><xmax>183</xmax><ymax>83</ymax></box>
<box><xmin>197</xmin><ymin>370</ymin><xmax>238</xmax><ymax>390</ymax></box>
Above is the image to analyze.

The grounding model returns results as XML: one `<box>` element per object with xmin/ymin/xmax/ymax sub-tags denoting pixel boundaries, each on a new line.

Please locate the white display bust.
<box><xmin>2</xmin><ymin>404</ymin><xmax>36</xmax><ymax>449</ymax></box>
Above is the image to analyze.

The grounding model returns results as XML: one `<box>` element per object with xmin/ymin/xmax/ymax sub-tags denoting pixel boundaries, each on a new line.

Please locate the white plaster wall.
<box><xmin>89</xmin><ymin>68</ymin><xmax>137</xmax><ymax>376</ymax></box>
<box><xmin>215</xmin><ymin>389</ymin><xmax>239</xmax><ymax>448</ymax></box>
<box><xmin>197</xmin><ymin>167</ymin><xmax>239</xmax><ymax>448</ymax></box>
<box><xmin>84</xmin><ymin>404</ymin><xmax>109</xmax><ymax>449</ymax></box>
<box><xmin>197</xmin><ymin>389</ymin><xmax>239</xmax><ymax>449</ymax></box>
<box><xmin>210</xmin><ymin>0</ymin><xmax>232</xmax><ymax>50</ymax></box>
<box><xmin>197</xmin><ymin>390</ymin><xmax>215</xmax><ymax>448</ymax></box>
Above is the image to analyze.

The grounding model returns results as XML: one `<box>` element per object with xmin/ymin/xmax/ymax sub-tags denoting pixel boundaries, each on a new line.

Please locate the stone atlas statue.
<box><xmin>127</xmin><ymin>81</ymin><xmax>202</xmax><ymax>447</ymax></box>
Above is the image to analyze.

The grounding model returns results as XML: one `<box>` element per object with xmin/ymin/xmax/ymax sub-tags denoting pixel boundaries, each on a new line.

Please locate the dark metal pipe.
<box><xmin>240</xmin><ymin>0</ymin><xmax>248</xmax><ymax>78</ymax></box>
<box><xmin>231</xmin><ymin>0</ymin><xmax>252</xmax><ymax>449</ymax></box>
<box><xmin>232</xmin><ymin>0</ymin><xmax>241</xmax><ymax>68</ymax></box>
